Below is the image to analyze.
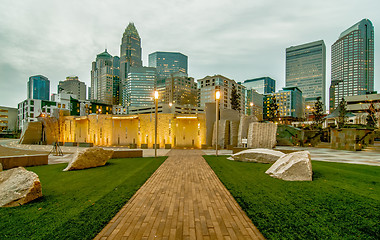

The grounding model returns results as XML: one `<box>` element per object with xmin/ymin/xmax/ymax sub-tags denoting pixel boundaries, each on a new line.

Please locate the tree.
<box><xmin>230</xmin><ymin>85</ymin><xmax>241</xmax><ymax>111</ymax></box>
<box><xmin>313</xmin><ymin>97</ymin><xmax>324</xmax><ymax>128</ymax></box>
<box><xmin>267</xmin><ymin>95</ymin><xmax>279</xmax><ymax>122</ymax></box>
<box><xmin>366</xmin><ymin>103</ymin><xmax>377</xmax><ymax>128</ymax></box>
<box><xmin>337</xmin><ymin>98</ymin><xmax>347</xmax><ymax>128</ymax></box>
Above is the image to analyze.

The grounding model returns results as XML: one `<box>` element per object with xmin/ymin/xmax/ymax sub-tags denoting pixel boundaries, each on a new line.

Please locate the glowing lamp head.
<box><xmin>250</xmin><ymin>102</ymin><xmax>254</xmax><ymax>107</ymax></box>
<box><xmin>215</xmin><ymin>90</ymin><xmax>221</xmax><ymax>100</ymax></box>
<box><xmin>154</xmin><ymin>91</ymin><xmax>159</xmax><ymax>100</ymax></box>
<box><xmin>169</xmin><ymin>102</ymin><xmax>172</xmax><ymax>107</ymax></box>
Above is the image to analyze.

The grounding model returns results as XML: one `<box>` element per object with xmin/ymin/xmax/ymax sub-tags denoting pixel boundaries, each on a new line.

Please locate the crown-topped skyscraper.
<box><xmin>120</xmin><ymin>23</ymin><xmax>143</xmax><ymax>105</ymax></box>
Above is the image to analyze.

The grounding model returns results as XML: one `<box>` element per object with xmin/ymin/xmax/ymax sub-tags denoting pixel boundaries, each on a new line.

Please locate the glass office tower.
<box><xmin>329</xmin><ymin>19</ymin><xmax>374</xmax><ymax>111</ymax></box>
<box><xmin>286</xmin><ymin>40</ymin><xmax>326</xmax><ymax>107</ymax></box>
<box><xmin>27</xmin><ymin>75</ymin><xmax>50</xmax><ymax>100</ymax></box>
<box><xmin>148</xmin><ymin>52</ymin><xmax>188</xmax><ymax>80</ymax></box>
<box><xmin>242</xmin><ymin>77</ymin><xmax>275</xmax><ymax>95</ymax></box>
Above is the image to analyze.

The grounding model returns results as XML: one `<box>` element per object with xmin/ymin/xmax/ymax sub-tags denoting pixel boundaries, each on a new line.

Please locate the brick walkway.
<box><xmin>95</xmin><ymin>149</ymin><xmax>264</xmax><ymax>240</ymax></box>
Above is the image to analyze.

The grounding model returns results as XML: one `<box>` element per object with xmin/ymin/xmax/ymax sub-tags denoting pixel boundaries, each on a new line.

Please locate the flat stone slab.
<box><xmin>228</xmin><ymin>148</ymin><xmax>285</xmax><ymax>163</ymax></box>
<box><xmin>0</xmin><ymin>167</ymin><xmax>42</xmax><ymax>207</ymax></box>
<box><xmin>0</xmin><ymin>154</ymin><xmax>48</xmax><ymax>170</ymax></box>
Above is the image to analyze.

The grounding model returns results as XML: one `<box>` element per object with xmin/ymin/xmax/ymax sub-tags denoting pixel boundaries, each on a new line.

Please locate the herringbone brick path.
<box><xmin>94</xmin><ymin>149</ymin><xmax>264</xmax><ymax>239</ymax></box>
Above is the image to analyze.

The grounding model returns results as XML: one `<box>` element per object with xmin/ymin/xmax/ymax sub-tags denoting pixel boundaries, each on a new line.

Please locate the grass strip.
<box><xmin>205</xmin><ymin>155</ymin><xmax>380</xmax><ymax>239</ymax></box>
<box><xmin>0</xmin><ymin>157</ymin><xmax>166</xmax><ymax>240</ymax></box>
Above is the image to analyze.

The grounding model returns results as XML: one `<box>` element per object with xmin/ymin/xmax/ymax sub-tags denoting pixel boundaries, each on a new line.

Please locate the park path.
<box><xmin>94</xmin><ymin>149</ymin><xmax>264</xmax><ymax>240</ymax></box>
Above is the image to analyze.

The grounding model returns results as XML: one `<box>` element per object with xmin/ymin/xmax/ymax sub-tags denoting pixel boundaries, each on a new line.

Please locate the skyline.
<box><xmin>0</xmin><ymin>0</ymin><xmax>379</xmax><ymax>108</ymax></box>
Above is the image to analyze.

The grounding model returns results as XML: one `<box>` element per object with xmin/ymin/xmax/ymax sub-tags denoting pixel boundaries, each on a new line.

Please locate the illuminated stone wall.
<box><xmin>59</xmin><ymin>113</ymin><xmax>206</xmax><ymax>148</ymax></box>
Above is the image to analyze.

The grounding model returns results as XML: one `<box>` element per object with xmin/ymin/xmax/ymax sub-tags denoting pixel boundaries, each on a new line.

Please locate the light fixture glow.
<box><xmin>154</xmin><ymin>91</ymin><xmax>159</xmax><ymax>100</ymax></box>
<box><xmin>215</xmin><ymin>90</ymin><xmax>220</xmax><ymax>100</ymax></box>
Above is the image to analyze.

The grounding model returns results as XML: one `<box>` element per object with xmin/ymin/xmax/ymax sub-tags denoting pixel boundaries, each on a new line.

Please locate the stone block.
<box><xmin>237</xmin><ymin>115</ymin><xmax>257</xmax><ymax>147</ymax></box>
<box><xmin>0</xmin><ymin>155</ymin><xmax>48</xmax><ymax>170</ymax></box>
<box><xmin>111</xmin><ymin>150</ymin><xmax>143</xmax><ymax>158</ymax></box>
<box><xmin>141</xmin><ymin>144</ymin><xmax>148</xmax><ymax>149</ymax></box>
<box><xmin>0</xmin><ymin>167</ymin><xmax>42</xmax><ymax>207</ymax></box>
<box><xmin>247</xmin><ymin>122</ymin><xmax>277</xmax><ymax>148</ymax></box>
<box><xmin>78</xmin><ymin>142</ymin><xmax>94</xmax><ymax>147</ymax></box>
<box><xmin>165</xmin><ymin>144</ymin><xmax>172</xmax><ymax>149</ymax></box>
<box><xmin>229</xmin><ymin>121</ymin><xmax>240</xmax><ymax>147</ymax></box>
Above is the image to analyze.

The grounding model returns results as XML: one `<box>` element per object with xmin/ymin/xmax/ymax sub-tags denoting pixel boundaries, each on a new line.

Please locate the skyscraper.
<box><xmin>27</xmin><ymin>75</ymin><xmax>50</xmax><ymax>100</ymax></box>
<box><xmin>148</xmin><ymin>52</ymin><xmax>188</xmax><ymax>80</ymax></box>
<box><xmin>242</xmin><ymin>77</ymin><xmax>275</xmax><ymax>95</ymax></box>
<box><xmin>58</xmin><ymin>76</ymin><xmax>87</xmax><ymax>100</ymax></box>
<box><xmin>329</xmin><ymin>19</ymin><xmax>374</xmax><ymax>111</ymax></box>
<box><xmin>91</xmin><ymin>49</ymin><xmax>120</xmax><ymax>105</ymax></box>
<box><xmin>286</xmin><ymin>40</ymin><xmax>326</xmax><ymax>108</ymax></box>
<box><xmin>123</xmin><ymin>66</ymin><xmax>156</xmax><ymax>110</ymax></box>
<box><xmin>120</xmin><ymin>23</ymin><xmax>143</xmax><ymax>106</ymax></box>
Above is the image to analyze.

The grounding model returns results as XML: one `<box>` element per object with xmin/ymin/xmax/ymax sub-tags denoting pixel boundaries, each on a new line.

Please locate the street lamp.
<box><xmin>154</xmin><ymin>90</ymin><xmax>159</xmax><ymax>158</ymax></box>
<box><xmin>250</xmin><ymin>102</ymin><xmax>254</xmax><ymax>116</ymax></box>
<box><xmin>215</xmin><ymin>90</ymin><xmax>220</xmax><ymax>156</ymax></box>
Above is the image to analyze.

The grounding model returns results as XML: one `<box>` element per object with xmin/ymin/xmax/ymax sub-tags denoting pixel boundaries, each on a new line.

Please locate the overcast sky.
<box><xmin>0</xmin><ymin>0</ymin><xmax>379</xmax><ymax>108</ymax></box>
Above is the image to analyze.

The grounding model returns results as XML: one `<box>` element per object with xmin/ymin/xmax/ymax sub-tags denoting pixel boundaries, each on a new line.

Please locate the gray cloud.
<box><xmin>0</xmin><ymin>0</ymin><xmax>379</xmax><ymax>108</ymax></box>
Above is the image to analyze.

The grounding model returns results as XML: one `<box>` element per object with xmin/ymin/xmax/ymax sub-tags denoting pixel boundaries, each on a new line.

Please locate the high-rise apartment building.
<box><xmin>329</xmin><ymin>19</ymin><xmax>374</xmax><ymax>111</ymax></box>
<box><xmin>123</xmin><ymin>66</ymin><xmax>156</xmax><ymax>111</ymax></box>
<box><xmin>156</xmin><ymin>72</ymin><xmax>197</xmax><ymax>107</ymax></box>
<box><xmin>286</xmin><ymin>40</ymin><xmax>326</xmax><ymax>108</ymax></box>
<box><xmin>120</xmin><ymin>23</ymin><xmax>142</xmax><ymax>106</ymax></box>
<box><xmin>148</xmin><ymin>52</ymin><xmax>188</xmax><ymax>80</ymax></box>
<box><xmin>198</xmin><ymin>75</ymin><xmax>245</xmax><ymax>113</ymax></box>
<box><xmin>27</xmin><ymin>75</ymin><xmax>50</xmax><ymax>100</ymax></box>
<box><xmin>58</xmin><ymin>76</ymin><xmax>87</xmax><ymax>100</ymax></box>
<box><xmin>91</xmin><ymin>49</ymin><xmax>120</xmax><ymax>105</ymax></box>
<box><xmin>242</xmin><ymin>77</ymin><xmax>275</xmax><ymax>95</ymax></box>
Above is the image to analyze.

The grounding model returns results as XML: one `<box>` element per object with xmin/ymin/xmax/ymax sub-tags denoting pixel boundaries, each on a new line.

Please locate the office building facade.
<box><xmin>198</xmin><ymin>75</ymin><xmax>245</xmax><ymax>113</ymax></box>
<box><xmin>91</xmin><ymin>50</ymin><xmax>120</xmax><ymax>105</ymax></box>
<box><xmin>242</xmin><ymin>77</ymin><xmax>275</xmax><ymax>95</ymax></box>
<box><xmin>123</xmin><ymin>66</ymin><xmax>156</xmax><ymax>111</ymax></box>
<box><xmin>27</xmin><ymin>75</ymin><xmax>50</xmax><ymax>101</ymax></box>
<box><xmin>263</xmin><ymin>86</ymin><xmax>303</xmax><ymax>120</ymax></box>
<box><xmin>148</xmin><ymin>52</ymin><xmax>188</xmax><ymax>80</ymax></box>
<box><xmin>286</xmin><ymin>40</ymin><xmax>326</xmax><ymax>108</ymax></box>
<box><xmin>0</xmin><ymin>106</ymin><xmax>18</xmax><ymax>132</ymax></box>
<box><xmin>58</xmin><ymin>76</ymin><xmax>87</xmax><ymax>100</ymax></box>
<box><xmin>330</xmin><ymin>19</ymin><xmax>374</xmax><ymax>111</ymax></box>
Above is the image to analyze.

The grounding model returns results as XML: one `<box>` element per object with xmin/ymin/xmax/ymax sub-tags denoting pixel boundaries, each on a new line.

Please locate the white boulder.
<box><xmin>228</xmin><ymin>148</ymin><xmax>285</xmax><ymax>164</ymax></box>
<box><xmin>0</xmin><ymin>167</ymin><xmax>42</xmax><ymax>207</ymax></box>
<box><xmin>265</xmin><ymin>151</ymin><xmax>312</xmax><ymax>181</ymax></box>
<box><xmin>63</xmin><ymin>147</ymin><xmax>114</xmax><ymax>171</ymax></box>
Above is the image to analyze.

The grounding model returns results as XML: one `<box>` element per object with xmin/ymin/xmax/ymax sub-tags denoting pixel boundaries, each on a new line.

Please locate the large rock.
<box><xmin>0</xmin><ymin>167</ymin><xmax>42</xmax><ymax>207</ymax></box>
<box><xmin>265</xmin><ymin>151</ymin><xmax>312</xmax><ymax>181</ymax></box>
<box><xmin>228</xmin><ymin>148</ymin><xmax>285</xmax><ymax>163</ymax></box>
<box><xmin>63</xmin><ymin>147</ymin><xmax>114</xmax><ymax>171</ymax></box>
<box><xmin>247</xmin><ymin>122</ymin><xmax>277</xmax><ymax>149</ymax></box>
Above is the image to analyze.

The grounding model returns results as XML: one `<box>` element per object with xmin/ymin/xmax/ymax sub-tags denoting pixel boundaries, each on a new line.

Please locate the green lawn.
<box><xmin>0</xmin><ymin>157</ymin><xmax>166</xmax><ymax>240</ymax></box>
<box><xmin>205</xmin><ymin>156</ymin><xmax>380</xmax><ymax>240</ymax></box>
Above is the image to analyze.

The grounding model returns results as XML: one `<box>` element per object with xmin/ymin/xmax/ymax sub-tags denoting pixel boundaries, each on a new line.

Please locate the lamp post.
<box><xmin>215</xmin><ymin>90</ymin><xmax>220</xmax><ymax>156</ymax></box>
<box><xmin>154</xmin><ymin>90</ymin><xmax>159</xmax><ymax>158</ymax></box>
<box><xmin>250</xmin><ymin>102</ymin><xmax>254</xmax><ymax>116</ymax></box>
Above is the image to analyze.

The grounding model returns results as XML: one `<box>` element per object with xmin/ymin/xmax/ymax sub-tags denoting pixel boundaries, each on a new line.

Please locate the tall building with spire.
<box><xmin>91</xmin><ymin>49</ymin><xmax>120</xmax><ymax>105</ymax></box>
<box><xmin>120</xmin><ymin>23</ymin><xmax>143</xmax><ymax>106</ymax></box>
<box><xmin>329</xmin><ymin>19</ymin><xmax>374</xmax><ymax>111</ymax></box>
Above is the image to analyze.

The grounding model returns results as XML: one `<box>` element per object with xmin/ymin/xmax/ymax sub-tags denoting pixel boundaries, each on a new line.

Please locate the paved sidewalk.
<box><xmin>95</xmin><ymin>149</ymin><xmax>264</xmax><ymax>240</ymax></box>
